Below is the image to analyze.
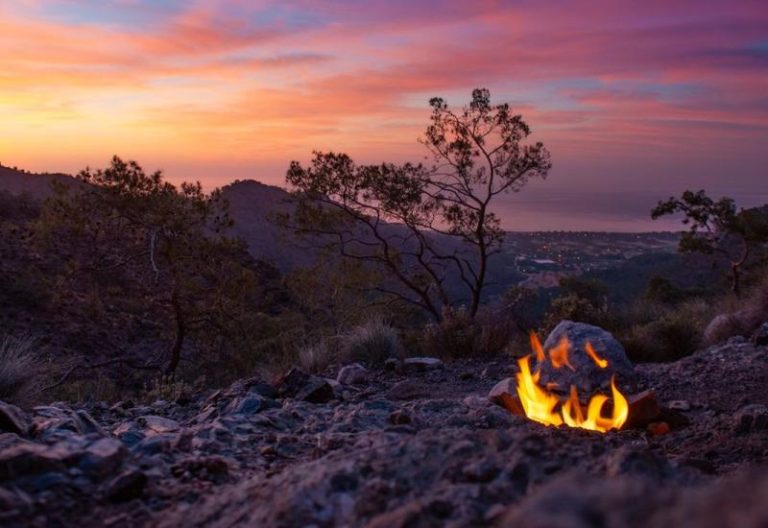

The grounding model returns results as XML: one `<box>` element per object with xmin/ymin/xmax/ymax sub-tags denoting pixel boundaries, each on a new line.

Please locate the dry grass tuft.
<box><xmin>0</xmin><ymin>334</ymin><xmax>43</xmax><ymax>404</ymax></box>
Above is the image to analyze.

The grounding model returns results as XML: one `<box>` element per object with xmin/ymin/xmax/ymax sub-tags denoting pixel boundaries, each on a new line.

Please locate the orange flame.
<box><xmin>549</xmin><ymin>336</ymin><xmax>575</xmax><ymax>370</ymax></box>
<box><xmin>585</xmin><ymin>342</ymin><xmax>608</xmax><ymax>369</ymax></box>
<box><xmin>515</xmin><ymin>335</ymin><xmax>628</xmax><ymax>433</ymax></box>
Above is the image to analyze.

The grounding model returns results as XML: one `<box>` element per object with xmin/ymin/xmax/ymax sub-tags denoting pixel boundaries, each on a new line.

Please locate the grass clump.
<box><xmin>340</xmin><ymin>318</ymin><xmax>402</xmax><ymax>365</ymax></box>
<box><xmin>0</xmin><ymin>335</ymin><xmax>43</xmax><ymax>404</ymax></box>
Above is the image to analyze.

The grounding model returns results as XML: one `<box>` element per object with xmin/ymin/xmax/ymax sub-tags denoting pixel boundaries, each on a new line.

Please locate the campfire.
<box><xmin>514</xmin><ymin>333</ymin><xmax>629</xmax><ymax>433</ymax></box>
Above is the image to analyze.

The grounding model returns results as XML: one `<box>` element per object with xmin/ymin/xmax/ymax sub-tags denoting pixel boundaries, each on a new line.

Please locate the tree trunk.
<box><xmin>731</xmin><ymin>263</ymin><xmax>741</xmax><ymax>297</ymax></box>
<box><xmin>165</xmin><ymin>285</ymin><xmax>185</xmax><ymax>376</ymax></box>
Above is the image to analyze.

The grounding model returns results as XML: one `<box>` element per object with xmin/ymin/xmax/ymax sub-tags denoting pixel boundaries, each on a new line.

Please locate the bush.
<box><xmin>340</xmin><ymin>318</ymin><xmax>402</xmax><ymax>365</ymax></box>
<box><xmin>622</xmin><ymin>300</ymin><xmax>710</xmax><ymax>362</ymax></box>
<box><xmin>0</xmin><ymin>335</ymin><xmax>43</xmax><ymax>404</ymax></box>
<box><xmin>297</xmin><ymin>341</ymin><xmax>336</xmax><ymax>374</ymax></box>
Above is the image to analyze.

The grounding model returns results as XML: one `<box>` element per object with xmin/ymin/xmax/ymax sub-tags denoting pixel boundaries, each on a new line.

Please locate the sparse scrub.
<box><xmin>297</xmin><ymin>341</ymin><xmax>336</xmax><ymax>374</ymax></box>
<box><xmin>419</xmin><ymin>308</ymin><xmax>482</xmax><ymax>358</ymax></box>
<box><xmin>702</xmin><ymin>273</ymin><xmax>768</xmax><ymax>345</ymax></box>
<box><xmin>0</xmin><ymin>335</ymin><xmax>43</xmax><ymax>404</ymax></box>
<box><xmin>622</xmin><ymin>300</ymin><xmax>711</xmax><ymax>362</ymax></box>
<box><xmin>340</xmin><ymin>318</ymin><xmax>402</xmax><ymax>365</ymax></box>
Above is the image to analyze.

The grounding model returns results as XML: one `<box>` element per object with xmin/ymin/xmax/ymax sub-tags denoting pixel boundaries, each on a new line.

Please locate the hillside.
<box><xmin>0</xmin><ymin>164</ymin><xmax>74</xmax><ymax>199</ymax></box>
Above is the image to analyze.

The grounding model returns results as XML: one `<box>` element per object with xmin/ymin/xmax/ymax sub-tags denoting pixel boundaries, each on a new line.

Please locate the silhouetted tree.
<box><xmin>40</xmin><ymin>157</ymin><xmax>250</xmax><ymax>375</ymax></box>
<box><xmin>652</xmin><ymin>190</ymin><xmax>768</xmax><ymax>296</ymax></box>
<box><xmin>284</xmin><ymin>88</ymin><xmax>551</xmax><ymax>321</ymax></box>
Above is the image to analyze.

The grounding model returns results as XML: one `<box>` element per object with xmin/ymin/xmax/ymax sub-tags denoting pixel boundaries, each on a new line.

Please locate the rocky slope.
<box><xmin>1</xmin><ymin>333</ymin><xmax>767</xmax><ymax>528</ymax></box>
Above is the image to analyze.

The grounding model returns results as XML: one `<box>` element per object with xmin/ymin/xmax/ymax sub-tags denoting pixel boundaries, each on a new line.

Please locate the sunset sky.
<box><xmin>1</xmin><ymin>0</ymin><xmax>767</xmax><ymax>230</ymax></box>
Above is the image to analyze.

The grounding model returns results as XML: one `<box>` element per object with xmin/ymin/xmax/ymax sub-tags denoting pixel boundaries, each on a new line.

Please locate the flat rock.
<box><xmin>537</xmin><ymin>320</ymin><xmax>635</xmax><ymax>393</ymax></box>
<box><xmin>138</xmin><ymin>415</ymin><xmax>180</xmax><ymax>435</ymax></box>
<box><xmin>403</xmin><ymin>357</ymin><xmax>444</xmax><ymax>373</ymax></box>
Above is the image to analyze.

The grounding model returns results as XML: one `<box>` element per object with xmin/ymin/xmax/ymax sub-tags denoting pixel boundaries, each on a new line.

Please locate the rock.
<box><xmin>625</xmin><ymin>390</ymin><xmax>662</xmax><ymax>429</ymax></box>
<box><xmin>0</xmin><ymin>401</ymin><xmax>29</xmax><ymax>436</ymax></box>
<box><xmin>226</xmin><ymin>395</ymin><xmax>264</xmax><ymax>415</ymax></box>
<box><xmin>277</xmin><ymin>368</ymin><xmax>335</xmax><ymax>404</ymax></box>
<box><xmin>31</xmin><ymin>406</ymin><xmax>105</xmax><ymax>439</ymax></box>
<box><xmin>703</xmin><ymin>309</ymin><xmax>764</xmax><ymax>346</ymax></box>
<box><xmin>247</xmin><ymin>382</ymin><xmax>278</xmax><ymax>399</ymax></box>
<box><xmin>113</xmin><ymin>421</ymin><xmax>145</xmax><ymax>447</ymax></box>
<box><xmin>752</xmin><ymin>322</ymin><xmax>768</xmax><ymax>347</ymax></box>
<box><xmin>538</xmin><ymin>321</ymin><xmax>635</xmax><ymax>393</ymax></box>
<box><xmin>668</xmin><ymin>400</ymin><xmax>691</xmax><ymax>412</ymax></box>
<box><xmin>337</xmin><ymin>363</ymin><xmax>369</xmax><ymax>385</ymax></box>
<box><xmin>647</xmin><ymin>422</ymin><xmax>671</xmax><ymax>436</ymax></box>
<box><xmin>385</xmin><ymin>380</ymin><xmax>434</xmax><ymax>401</ymax></box>
<box><xmin>138</xmin><ymin>415</ymin><xmax>180</xmax><ymax>435</ymax></box>
<box><xmin>104</xmin><ymin>469</ymin><xmax>147</xmax><ymax>502</ymax></box>
<box><xmin>403</xmin><ymin>357</ymin><xmax>444</xmax><ymax>373</ymax></box>
<box><xmin>171</xmin><ymin>456</ymin><xmax>230</xmax><ymax>483</ymax></box>
<box><xmin>0</xmin><ymin>443</ymin><xmax>66</xmax><ymax>480</ymax></box>
<box><xmin>79</xmin><ymin>438</ymin><xmax>127</xmax><ymax>480</ymax></box>
<box><xmin>384</xmin><ymin>358</ymin><xmax>401</xmax><ymax>372</ymax></box>
<box><xmin>735</xmin><ymin>404</ymin><xmax>768</xmax><ymax>434</ymax></box>
<box><xmin>487</xmin><ymin>378</ymin><xmax>516</xmax><ymax>404</ymax></box>
<box><xmin>389</xmin><ymin>410</ymin><xmax>412</xmax><ymax>425</ymax></box>
<box><xmin>606</xmin><ymin>447</ymin><xmax>675</xmax><ymax>481</ymax></box>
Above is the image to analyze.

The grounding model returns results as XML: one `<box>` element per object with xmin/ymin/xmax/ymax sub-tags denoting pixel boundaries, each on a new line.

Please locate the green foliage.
<box><xmin>0</xmin><ymin>335</ymin><xmax>43</xmax><ymax>404</ymax></box>
<box><xmin>285</xmin><ymin>88</ymin><xmax>551</xmax><ymax>322</ymax></box>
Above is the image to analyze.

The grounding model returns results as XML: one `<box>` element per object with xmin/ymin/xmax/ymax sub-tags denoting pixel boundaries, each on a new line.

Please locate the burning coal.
<box><xmin>515</xmin><ymin>333</ymin><xmax>629</xmax><ymax>433</ymax></box>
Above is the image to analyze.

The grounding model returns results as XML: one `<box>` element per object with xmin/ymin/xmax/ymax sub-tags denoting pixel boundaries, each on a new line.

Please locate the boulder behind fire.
<box><xmin>537</xmin><ymin>321</ymin><xmax>635</xmax><ymax>394</ymax></box>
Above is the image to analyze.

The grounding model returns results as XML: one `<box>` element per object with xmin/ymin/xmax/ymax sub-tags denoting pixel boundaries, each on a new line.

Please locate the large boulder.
<box><xmin>536</xmin><ymin>321</ymin><xmax>635</xmax><ymax>394</ymax></box>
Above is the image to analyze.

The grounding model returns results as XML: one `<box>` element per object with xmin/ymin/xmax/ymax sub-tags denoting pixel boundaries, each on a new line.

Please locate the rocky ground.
<box><xmin>1</xmin><ymin>328</ymin><xmax>768</xmax><ymax>528</ymax></box>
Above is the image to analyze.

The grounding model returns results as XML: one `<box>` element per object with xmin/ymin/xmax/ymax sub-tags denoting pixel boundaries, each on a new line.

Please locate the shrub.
<box><xmin>0</xmin><ymin>335</ymin><xmax>43</xmax><ymax>404</ymax></box>
<box><xmin>701</xmin><ymin>273</ymin><xmax>768</xmax><ymax>345</ymax></box>
<box><xmin>340</xmin><ymin>318</ymin><xmax>402</xmax><ymax>365</ymax></box>
<box><xmin>419</xmin><ymin>308</ymin><xmax>482</xmax><ymax>359</ymax></box>
<box><xmin>622</xmin><ymin>300</ymin><xmax>710</xmax><ymax>362</ymax></box>
<box><xmin>297</xmin><ymin>341</ymin><xmax>336</xmax><ymax>374</ymax></box>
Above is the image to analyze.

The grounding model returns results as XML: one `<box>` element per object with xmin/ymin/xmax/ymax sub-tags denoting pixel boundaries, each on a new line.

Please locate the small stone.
<box><xmin>0</xmin><ymin>401</ymin><xmax>29</xmax><ymax>436</ymax></box>
<box><xmin>647</xmin><ymin>421</ymin><xmax>671</xmax><ymax>436</ymax></box>
<box><xmin>403</xmin><ymin>357</ymin><xmax>444</xmax><ymax>373</ymax></box>
<box><xmin>337</xmin><ymin>363</ymin><xmax>369</xmax><ymax>385</ymax></box>
<box><xmin>0</xmin><ymin>444</ymin><xmax>66</xmax><ymax>480</ymax></box>
<box><xmin>487</xmin><ymin>378</ymin><xmax>516</xmax><ymax>405</ymax></box>
<box><xmin>668</xmin><ymin>400</ymin><xmax>691</xmax><ymax>411</ymax></box>
<box><xmin>247</xmin><ymin>382</ymin><xmax>278</xmax><ymax>399</ymax></box>
<box><xmin>138</xmin><ymin>415</ymin><xmax>180</xmax><ymax>435</ymax></box>
<box><xmin>104</xmin><ymin>469</ymin><xmax>147</xmax><ymax>502</ymax></box>
<box><xmin>735</xmin><ymin>404</ymin><xmax>768</xmax><ymax>434</ymax></box>
<box><xmin>389</xmin><ymin>410</ymin><xmax>412</xmax><ymax>425</ymax></box>
<box><xmin>226</xmin><ymin>395</ymin><xmax>264</xmax><ymax>415</ymax></box>
<box><xmin>79</xmin><ymin>438</ymin><xmax>127</xmax><ymax>480</ymax></box>
<box><xmin>277</xmin><ymin>368</ymin><xmax>335</xmax><ymax>403</ymax></box>
<box><xmin>384</xmin><ymin>358</ymin><xmax>401</xmax><ymax>372</ymax></box>
<box><xmin>752</xmin><ymin>322</ymin><xmax>768</xmax><ymax>347</ymax></box>
<box><xmin>172</xmin><ymin>456</ymin><xmax>230</xmax><ymax>482</ymax></box>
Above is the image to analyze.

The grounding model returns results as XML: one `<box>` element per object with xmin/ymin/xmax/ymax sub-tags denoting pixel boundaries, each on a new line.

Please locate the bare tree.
<box><xmin>284</xmin><ymin>88</ymin><xmax>551</xmax><ymax>321</ymax></box>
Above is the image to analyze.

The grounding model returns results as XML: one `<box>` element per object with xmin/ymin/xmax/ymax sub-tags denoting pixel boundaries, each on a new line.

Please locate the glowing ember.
<box><xmin>515</xmin><ymin>333</ymin><xmax>629</xmax><ymax>433</ymax></box>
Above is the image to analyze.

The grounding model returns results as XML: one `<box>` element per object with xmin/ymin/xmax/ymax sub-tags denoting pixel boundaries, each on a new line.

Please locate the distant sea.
<box><xmin>498</xmin><ymin>189</ymin><xmax>768</xmax><ymax>232</ymax></box>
